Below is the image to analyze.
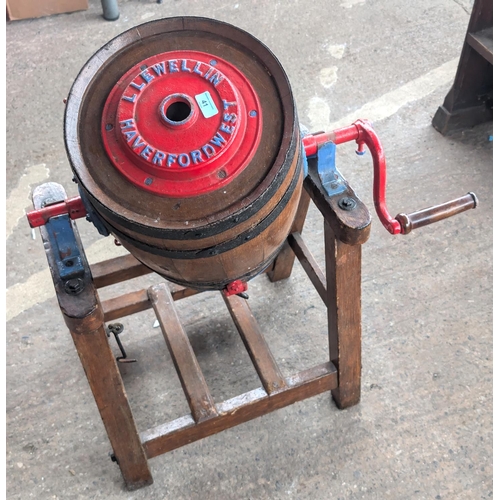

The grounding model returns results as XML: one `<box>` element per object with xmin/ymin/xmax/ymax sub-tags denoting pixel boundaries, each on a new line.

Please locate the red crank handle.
<box><xmin>395</xmin><ymin>192</ymin><xmax>477</xmax><ymax>235</ymax></box>
<box><xmin>303</xmin><ymin>120</ymin><xmax>478</xmax><ymax>235</ymax></box>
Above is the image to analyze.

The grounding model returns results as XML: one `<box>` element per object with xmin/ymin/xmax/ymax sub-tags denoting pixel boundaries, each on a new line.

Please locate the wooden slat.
<box><xmin>141</xmin><ymin>362</ymin><xmax>338</xmax><ymax>458</ymax></box>
<box><xmin>267</xmin><ymin>187</ymin><xmax>311</xmax><ymax>282</ymax></box>
<box><xmin>325</xmin><ymin>222</ymin><xmax>362</xmax><ymax>409</ymax></box>
<box><xmin>148</xmin><ymin>283</ymin><xmax>218</xmax><ymax>423</ymax></box>
<box><xmin>101</xmin><ymin>285</ymin><xmax>201</xmax><ymax>322</ymax></box>
<box><xmin>288</xmin><ymin>232</ymin><xmax>327</xmax><ymax>305</ymax></box>
<box><xmin>91</xmin><ymin>254</ymin><xmax>152</xmax><ymax>288</ymax></box>
<box><xmin>222</xmin><ymin>294</ymin><xmax>287</xmax><ymax>395</ymax></box>
<box><xmin>102</xmin><ymin>289</ymin><xmax>151</xmax><ymax>322</ymax></box>
<box><xmin>169</xmin><ymin>283</ymin><xmax>201</xmax><ymax>301</ymax></box>
<box><xmin>467</xmin><ymin>28</ymin><xmax>493</xmax><ymax>65</ymax></box>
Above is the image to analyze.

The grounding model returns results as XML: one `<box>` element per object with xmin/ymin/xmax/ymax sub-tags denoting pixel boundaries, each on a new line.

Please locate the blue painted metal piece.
<box><xmin>45</xmin><ymin>214</ymin><xmax>85</xmax><ymax>281</ymax></box>
<box><xmin>316</xmin><ymin>141</ymin><xmax>347</xmax><ymax>197</ymax></box>
<box><xmin>78</xmin><ymin>185</ymin><xmax>110</xmax><ymax>237</ymax></box>
<box><xmin>301</xmin><ymin>141</ymin><xmax>309</xmax><ymax>178</ymax></box>
<box><xmin>299</xmin><ymin>125</ymin><xmax>309</xmax><ymax>178</ymax></box>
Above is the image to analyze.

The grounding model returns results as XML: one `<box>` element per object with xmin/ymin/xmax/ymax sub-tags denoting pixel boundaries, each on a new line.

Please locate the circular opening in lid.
<box><xmin>166</xmin><ymin>100</ymin><xmax>191</xmax><ymax>122</ymax></box>
<box><xmin>159</xmin><ymin>93</ymin><xmax>195</xmax><ymax>127</ymax></box>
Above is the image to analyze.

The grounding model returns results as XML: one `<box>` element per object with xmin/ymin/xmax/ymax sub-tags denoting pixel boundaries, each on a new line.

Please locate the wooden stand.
<box><xmin>432</xmin><ymin>0</ymin><xmax>493</xmax><ymax>135</ymax></box>
<box><xmin>34</xmin><ymin>158</ymin><xmax>371</xmax><ymax>490</ymax></box>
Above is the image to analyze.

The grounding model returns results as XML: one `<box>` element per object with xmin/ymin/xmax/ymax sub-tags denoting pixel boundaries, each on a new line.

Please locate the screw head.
<box><xmin>64</xmin><ymin>278</ymin><xmax>84</xmax><ymax>295</ymax></box>
<box><xmin>338</xmin><ymin>197</ymin><xmax>357</xmax><ymax>211</ymax></box>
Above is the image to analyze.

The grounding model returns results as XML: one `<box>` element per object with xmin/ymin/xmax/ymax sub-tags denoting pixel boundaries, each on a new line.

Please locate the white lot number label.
<box><xmin>195</xmin><ymin>91</ymin><xmax>219</xmax><ymax>118</ymax></box>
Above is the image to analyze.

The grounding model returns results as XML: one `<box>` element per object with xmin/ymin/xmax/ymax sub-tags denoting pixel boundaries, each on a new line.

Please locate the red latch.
<box><xmin>222</xmin><ymin>280</ymin><xmax>248</xmax><ymax>297</ymax></box>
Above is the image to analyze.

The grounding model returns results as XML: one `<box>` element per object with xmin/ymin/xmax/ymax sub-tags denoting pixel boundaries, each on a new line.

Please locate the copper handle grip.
<box><xmin>395</xmin><ymin>192</ymin><xmax>478</xmax><ymax>235</ymax></box>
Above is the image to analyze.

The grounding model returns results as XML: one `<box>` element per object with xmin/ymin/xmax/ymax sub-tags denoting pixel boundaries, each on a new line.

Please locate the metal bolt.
<box><xmin>107</xmin><ymin>323</ymin><xmax>124</xmax><ymax>335</ymax></box>
<box><xmin>338</xmin><ymin>197</ymin><xmax>357</xmax><ymax>211</ymax></box>
<box><xmin>105</xmin><ymin>123</ymin><xmax>113</xmax><ymax>131</ymax></box>
<box><xmin>144</xmin><ymin>177</ymin><xmax>153</xmax><ymax>185</ymax></box>
<box><xmin>249</xmin><ymin>110</ymin><xmax>257</xmax><ymax>117</ymax></box>
<box><xmin>64</xmin><ymin>278</ymin><xmax>84</xmax><ymax>295</ymax></box>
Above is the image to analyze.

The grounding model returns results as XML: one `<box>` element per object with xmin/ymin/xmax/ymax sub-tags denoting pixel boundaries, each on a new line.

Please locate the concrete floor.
<box><xmin>6</xmin><ymin>0</ymin><xmax>492</xmax><ymax>498</ymax></box>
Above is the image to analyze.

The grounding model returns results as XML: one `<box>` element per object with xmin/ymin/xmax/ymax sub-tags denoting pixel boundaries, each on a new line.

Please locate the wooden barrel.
<box><xmin>64</xmin><ymin>17</ymin><xmax>303</xmax><ymax>290</ymax></box>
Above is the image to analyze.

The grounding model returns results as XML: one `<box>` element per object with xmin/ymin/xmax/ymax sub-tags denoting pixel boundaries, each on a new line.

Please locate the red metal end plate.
<box><xmin>101</xmin><ymin>51</ymin><xmax>262</xmax><ymax>197</ymax></box>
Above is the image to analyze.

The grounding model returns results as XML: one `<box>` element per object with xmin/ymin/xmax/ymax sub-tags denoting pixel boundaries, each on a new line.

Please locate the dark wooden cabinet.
<box><xmin>432</xmin><ymin>0</ymin><xmax>493</xmax><ymax>135</ymax></box>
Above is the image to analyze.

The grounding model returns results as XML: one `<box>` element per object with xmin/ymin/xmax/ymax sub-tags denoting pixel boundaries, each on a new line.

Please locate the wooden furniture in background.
<box><xmin>432</xmin><ymin>0</ymin><xmax>493</xmax><ymax>135</ymax></box>
<box><xmin>6</xmin><ymin>0</ymin><xmax>88</xmax><ymax>21</ymax></box>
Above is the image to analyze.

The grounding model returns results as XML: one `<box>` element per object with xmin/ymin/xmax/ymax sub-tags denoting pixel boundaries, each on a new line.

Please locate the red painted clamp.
<box><xmin>26</xmin><ymin>196</ymin><xmax>87</xmax><ymax>228</ymax></box>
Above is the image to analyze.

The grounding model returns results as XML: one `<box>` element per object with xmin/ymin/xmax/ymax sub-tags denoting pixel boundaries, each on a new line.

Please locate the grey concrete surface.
<box><xmin>6</xmin><ymin>0</ymin><xmax>492</xmax><ymax>499</ymax></box>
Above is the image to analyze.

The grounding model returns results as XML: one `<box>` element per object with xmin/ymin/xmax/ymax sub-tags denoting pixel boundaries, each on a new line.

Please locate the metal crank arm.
<box><xmin>302</xmin><ymin>119</ymin><xmax>477</xmax><ymax>235</ymax></box>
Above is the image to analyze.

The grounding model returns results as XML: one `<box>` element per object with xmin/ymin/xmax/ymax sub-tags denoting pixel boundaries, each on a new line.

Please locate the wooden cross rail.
<box><xmin>140</xmin><ymin>362</ymin><xmax>338</xmax><ymax>459</ymax></box>
<box><xmin>287</xmin><ymin>231</ymin><xmax>327</xmax><ymax>305</ymax></box>
<box><xmin>91</xmin><ymin>253</ymin><xmax>339</xmax><ymax>463</ymax></box>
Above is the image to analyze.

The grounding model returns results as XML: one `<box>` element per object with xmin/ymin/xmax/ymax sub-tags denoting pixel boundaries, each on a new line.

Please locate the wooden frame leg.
<box><xmin>69</xmin><ymin>321</ymin><xmax>153</xmax><ymax>490</ymax></box>
<box><xmin>32</xmin><ymin>182</ymin><xmax>153</xmax><ymax>490</ymax></box>
<box><xmin>267</xmin><ymin>187</ymin><xmax>311</xmax><ymax>282</ymax></box>
<box><xmin>324</xmin><ymin>221</ymin><xmax>362</xmax><ymax>409</ymax></box>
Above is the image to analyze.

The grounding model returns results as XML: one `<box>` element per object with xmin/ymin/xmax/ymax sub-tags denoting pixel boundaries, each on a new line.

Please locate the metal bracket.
<box><xmin>106</xmin><ymin>323</ymin><xmax>137</xmax><ymax>363</ymax></box>
<box><xmin>316</xmin><ymin>141</ymin><xmax>347</xmax><ymax>197</ymax></box>
<box><xmin>45</xmin><ymin>214</ymin><xmax>85</xmax><ymax>286</ymax></box>
<box><xmin>78</xmin><ymin>186</ymin><xmax>110</xmax><ymax>237</ymax></box>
